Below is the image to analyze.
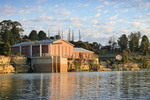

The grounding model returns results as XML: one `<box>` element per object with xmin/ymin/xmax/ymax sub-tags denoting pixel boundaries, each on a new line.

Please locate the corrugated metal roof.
<box><xmin>73</xmin><ymin>47</ymin><xmax>94</xmax><ymax>53</ymax></box>
<box><xmin>11</xmin><ymin>39</ymin><xmax>60</xmax><ymax>47</ymax></box>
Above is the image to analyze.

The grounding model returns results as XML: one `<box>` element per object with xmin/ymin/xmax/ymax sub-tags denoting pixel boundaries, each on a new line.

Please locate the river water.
<box><xmin>0</xmin><ymin>71</ymin><xmax>150</xmax><ymax>100</ymax></box>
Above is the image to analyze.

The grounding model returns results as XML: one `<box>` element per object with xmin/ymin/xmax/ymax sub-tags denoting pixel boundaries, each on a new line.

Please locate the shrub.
<box><xmin>141</xmin><ymin>57</ymin><xmax>149</xmax><ymax>69</ymax></box>
<box><xmin>107</xmin><ymin>60</ymin><xmax>110</xmax><ymax>65</ymax></box>
<box><xmin>0</xmin><ymin>42</ymin><xmax>11</xmax><ymax>56</ymax></box>
<box><xmin>113</xmin><ymin>64</ymin><xmax>117</xmax><ymax>69</ymax></box>
<box><xmin>73</xmin><ymin>60</ymin><xmax>81</xmax><ymax>71</ymax></box>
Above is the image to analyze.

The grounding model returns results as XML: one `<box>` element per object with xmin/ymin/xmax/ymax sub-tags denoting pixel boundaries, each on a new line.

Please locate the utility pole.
<box><xmin>62</xmin><ymin>30</ymin><xmax>63</xmax><ymax>39</ymax></box>
<box><xmin>48</xmin><ymin>29</ymin><xmax>50</xmax><ymax>38</ymax></box>
<box><xmin>79</xmin><ymin>30</ymin><xmax>81</xmax><ymax>41</ymax></box>
<box><xmin>72</xmin><ymin>30</ymin><xmax>74</xmax><ymax>41</ymax></box>
<box><xmin>68</xmin><ymin>29</ymin><xmax>71</xmax><ymax>41</ymax></box>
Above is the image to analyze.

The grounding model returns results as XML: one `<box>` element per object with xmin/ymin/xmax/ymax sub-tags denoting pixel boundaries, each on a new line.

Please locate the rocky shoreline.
<box><xmin>0</xmin><ymin>56</ymin><xmax>28</xmax><ymax>73</ymax></box>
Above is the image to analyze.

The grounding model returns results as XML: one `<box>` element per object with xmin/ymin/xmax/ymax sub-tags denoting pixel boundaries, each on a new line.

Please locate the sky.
<box><xmin>0</xmin><ymin>0</ymin><xmax>150</xmax><ymax>45</ymax></box>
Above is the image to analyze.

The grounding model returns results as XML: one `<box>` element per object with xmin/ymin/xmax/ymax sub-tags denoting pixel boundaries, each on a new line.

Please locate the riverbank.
<box><xmin>1</xmin><ymin>55</ymin><xmax>150</xmax><ymax>74</ymax></box>
<box><xmin>0</xmin><ymin>56</ymin><xmax>15</xmax><ymax>73</ymax></box>
<box><xmin>0</xmin><ymin>55</ymin><xmax>28</xmax><ymax>73</ymax></box>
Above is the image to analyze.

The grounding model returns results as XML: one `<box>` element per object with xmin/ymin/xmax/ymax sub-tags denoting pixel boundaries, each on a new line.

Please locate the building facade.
<box><xmin>11</xmin><ymin>39</ymin><xmax>98</xmax><ymax>72</ymax></box>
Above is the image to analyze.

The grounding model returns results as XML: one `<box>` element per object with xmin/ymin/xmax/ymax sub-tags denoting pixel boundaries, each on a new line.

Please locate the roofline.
<box><xmin>54</xmin><ymin>39</ymin><xmax>74</xmax><ymax>46</ymax></box>
<box><xmin>11</xmin><ymin>39</ymin><xmax>74</xmax><ymax>47</ymax></box>
<box><xmin>73</xmin><ymin>47</ymin><xmax>94</xmax><ymax>53</ymax></box>
<box><xmin>73</xmin><ymin>51</ymin><xmax>94</xmax><ymax>53</ymax></box>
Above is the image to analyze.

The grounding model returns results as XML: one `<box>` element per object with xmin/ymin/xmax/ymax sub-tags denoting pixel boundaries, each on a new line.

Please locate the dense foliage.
<box><xmin>28</xmin><ymin>30</ymin><xmax>39</xmax><ymax>41</ymax></box>
<box><xmin>118</xmin><ymin>34</ymin><xmax>128</xmax><ymax>51</ymax></box>
<box><xmin>0</xmin><ymin>42</ymin><xmax>11</xmax><ymax>56</ymax></box>
<box><xmin>38</xmin><ymin>30</ymin><xmax>47</xmax><ymax>40</ymax></box>
<box><xmin>0</xmin><ymin>20</ymin><xmax>23</xmax><ymax>44</ymax></box>
<box><xmin>128</xmin><ymin>32</ymin><xmax>141</xmax><ymax>52</ymax></box>
<box><xmin>140</xmin><ymin>35</ymin><xmax>149</xmax><ymax>55</ymax></box>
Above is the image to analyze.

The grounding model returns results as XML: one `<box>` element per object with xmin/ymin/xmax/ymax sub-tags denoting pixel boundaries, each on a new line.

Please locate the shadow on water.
<box><xmin>0</xmin><ymin>71</ymin><xmax>150</xmax><ymax>100</ymax></box>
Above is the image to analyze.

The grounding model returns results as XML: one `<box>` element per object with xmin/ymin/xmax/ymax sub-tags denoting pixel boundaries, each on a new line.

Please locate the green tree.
<box><xmin>55</xmin><ymin>35</ymin><xmax>61</xmax><ymax>39</ymax></box>
<box><xmin>128</xmin><ymin>32</ymin><xmax>141</xmax><ymax>52</ymax></box>
<box><xmin>2</xmin><ymin>29</ymin><xmax>10</xmax><ymax>43</ymax></box>
<box><xmin>11</xmin><ymin>26</ymin><xmax>21</xmax><ymax>44</ymax></box>
<box><xmin>135</xmin><ymin>32</ymin><xmax>141</xmax><ymax>51</ymax></box>
<box><xmin>50</xmin><ymin>36</ymin><xmax>56</xmax><ymax>39</ymax></box>
<box><xmin>108</xmin><ymin>36</ymin><xmax>117</xmax><ymax>50</ymax></box>
<box><xmin>9</xmin><ymin>31</ymin><xmax>14</xmax><ymax>45</ymax></box>
<box><xmin>0</xmin><ymin>20</ymin><xmax>23</xmax><ymax>41</ymax></box>
<box><xmin>140</xmin><ymin>35</ymin><xmax>149</xmax><ymax>55</ymax></box>
<box><xmin>141</xmin><ymin>57</ymin><xmax>149</xmax><ymax>69</ymax></box>
<box><xmin>112</xmin><ymin>64</ymin><xmax>117</xmax><ymax>70</ymax></box>
<box><xmin>129</xmin><ymin>33</ymin><xmax>135</xmax><ymax>52</ymax></box>
<box><xmin>122</xmin><ymin>49</ymin><xmax>131</xmax><ymax>64</ymax></box>
<box><xmin>38</xmin><ymin>30</ymin><xmax>47</xmax><ymax>40</ymax></box>
<box><xmin>118</xmin><ymin>34</ymin><xmax>128</xmax><ymax>51</ymax></box>
<box><xmin>23</xmin><ymin>35</ymin><xmax>28</xmax><ymax>39</ymax></box>
<box><xmin>28</xmin><ymin>30</ymin><xmax>39</xmax><ymax>41</ymax></box>
<box><xmin>0</xmin><ymin>42</ymin><xmax>11</xmax><ymax>56</ymax></box>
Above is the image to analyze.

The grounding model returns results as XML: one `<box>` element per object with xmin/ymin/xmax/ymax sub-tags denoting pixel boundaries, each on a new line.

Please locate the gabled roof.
<box><xmin>11</xmin><ymin>39</ymin><xmax>75</xmax><ymax>47</ymax></box>
<box><xmin>73</xmin><ymin>47</ymin><xmax>94</xmax><ymax>53</ymax></box>
<box><xmin>54</xmin><ymin>39</ymin><xmax>74</xmax><ymax>46</ymax></box>
<box><xmin>11</xmin><ymin>39</ymin><xmax>61</xmax><ymax>47</ymax></box>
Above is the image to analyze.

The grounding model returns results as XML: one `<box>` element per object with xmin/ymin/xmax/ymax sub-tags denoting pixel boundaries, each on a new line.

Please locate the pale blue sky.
<box><xmin>1</xmin><ymin>0</ymin><xmax>150</xmax><ymax>45</ymax></box>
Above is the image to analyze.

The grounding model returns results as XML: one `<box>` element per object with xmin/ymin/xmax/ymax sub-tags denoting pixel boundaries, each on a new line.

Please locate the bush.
<box><xmin>141</xmin><ymin>57</ymin><xmax>149</xmax><ymax>69</ymax></box>
<box><xmin>0</xmin><ymin>42</ymin><xmax>11</xmax><ymax>56</ymax></box>
<box><xmin>89</xmin><ymin>64</ymin><xmax>98</xmax><ymax>71</ymax></box>
<box><xmin>112</xmin><ymin>64</ymin><xmax>117</xmax><ymax>69</ymax></box>
<box><xmin>107</xmin><ymin>60</ymin><xmax>110</xmax><ymax>65</ymax></box>
<box><xmin>73</xmin><ymin>60</ymin><xmax>81</xmax><ymax>71</ymax></box>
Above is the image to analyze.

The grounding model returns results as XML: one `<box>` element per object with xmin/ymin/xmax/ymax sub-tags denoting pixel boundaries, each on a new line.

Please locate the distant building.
<box><xmin>73</xmin><ymin>47</ymin><xmax>94</xmax><ymax>60</ymax></box>
<box><xmin>11</xmin><ymin>39</ymin><xmax>98</xmax><ymax>73</ymax></box>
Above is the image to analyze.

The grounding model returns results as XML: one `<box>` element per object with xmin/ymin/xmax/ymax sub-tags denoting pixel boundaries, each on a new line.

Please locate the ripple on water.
<box><xmin>0</xmin><ymin>71</ymin><xmax>150</xmax><ymax>100</ymax></box>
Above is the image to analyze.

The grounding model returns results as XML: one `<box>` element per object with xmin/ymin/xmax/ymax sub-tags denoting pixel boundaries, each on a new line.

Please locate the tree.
<box><xmin>0</xmin><ymin>20</ymin><xmax>23</xmax><ymax>41</ymax></box>
<box><xmin>122</xmin><ymin>49</ymin><xmax>131</xmax><ymax>64</ymax></box>
<box><xmin>9</xmin><ymin>31</ymin><xmax>15</xmax><ymax>45</ymax></box>
<box><xmin>2</xmin><ymin>29</ymin><xmax>10</xmax><ymax>43</ymax></box>
<box><xmin>28</xmin><ymin>30</ymin><xmax>39</xmax><ymax>41</ymax></box>
<box><xmin>128</xmin><ymin>32</ymin><xmax>141</xmax><ymax>52</ymax></box>
<box><xmin>11</xmin><ymin>26</ymin><xmax>21</xmax><ymax>44</ymax></box>
<box><xmin>135</xmin><ymin>31</ymin><xmax>141</xmax><ymax>51</ymax></box>
<box><xmin>55</xmin><ymin>35</ymin><xmax>61</xmax><ymax>39</ymax></box>
<box><xmin>50</xmin><ymin>36</ymin><xmax>55</xmax><ymax>39</ymax></box>
<box><xmin>141</xmin><ymin>57</ymin><xmax>149</xmax><ymax>69</ymax></box>
<box><xmin>92</xmin><ymin>42</ymin><xmax>101</xmax><ymax>50</ymax></box>
<box><xmin>0</xmin><ymin>42</ymin><xmax>11</xmax><ymax>56</ymax></box>
<box><xmin>38</xmin><ymin>30</ymin><xmax>47</xmax><ymax>40</ymax></box>
<box><xmin>23</xmin><ymin>35</ymin><xmax>28</xmax><ymax>39</ymax></box>
<box><xmin>140</xmin><ymin>35</ymin><xmax>149</xmax><ymax>55</ymax></box>
<box><xmin>118</xmin><ymin>34</ymin><xmax>128</xmax><ymax>51</ymax></box>
<box><xmin>108</xmin><ymin>36</ymin><xmax>117</xmax><ymax>50</ymax></box>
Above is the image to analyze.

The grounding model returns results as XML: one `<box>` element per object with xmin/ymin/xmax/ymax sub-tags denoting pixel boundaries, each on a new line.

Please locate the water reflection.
<box><xmin>0</xmin><ymin>71</ymin><xmax>150</xmax><ymax>100</ymax></box>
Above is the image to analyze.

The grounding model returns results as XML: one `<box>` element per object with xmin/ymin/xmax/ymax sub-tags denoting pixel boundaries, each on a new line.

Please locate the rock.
<box><xmin>11</xmin><ymin>56</ymin><xmax>29</xmax><ymax>73</ymax></box>
<box><xmin>10</xmin><ymin>56</ymin><xmax>27</xmax><ymax>64</ymax></box>
<box><xmin>0</xmin><ymin>55</ymin><xmax>10</xmax><ymax>64</ymax></box>
<box><xmin>15</xmin><ymin>65</ymin><xmax>29</xmax><ymax>73</ymax></box>
<box><xmin>0</xmin><ymin>65</ymin><xmax>15</xmax><ymax>73</ymax></box>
